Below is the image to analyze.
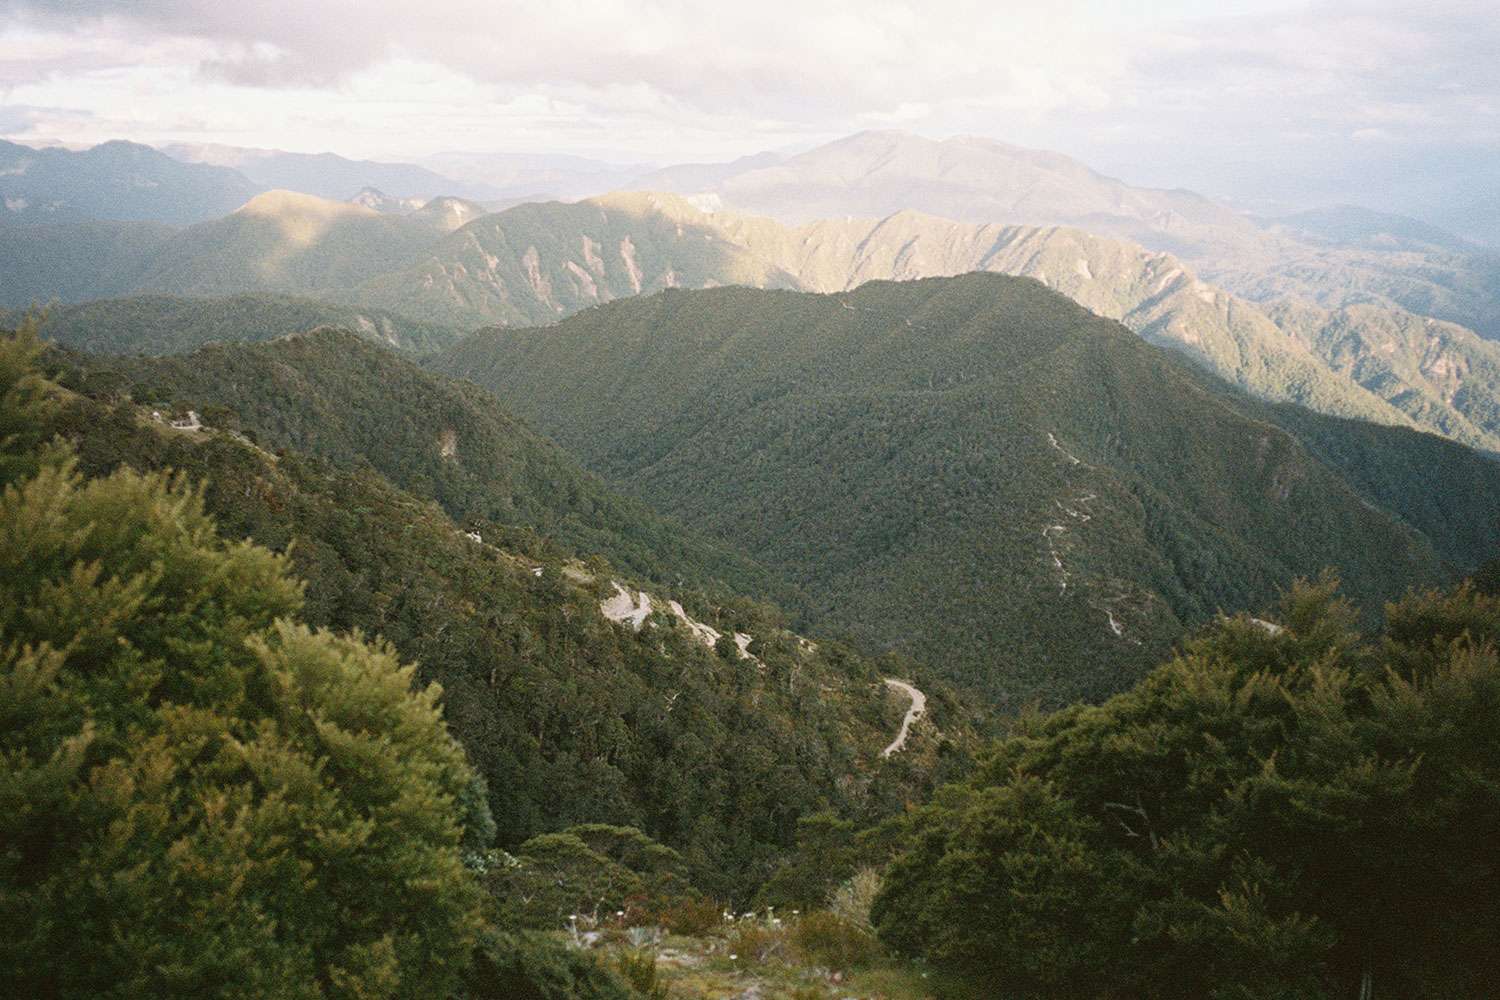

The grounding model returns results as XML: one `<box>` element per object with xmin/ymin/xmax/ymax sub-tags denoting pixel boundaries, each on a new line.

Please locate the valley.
<box><xmin>431</xmin><ymin>273</ymin><xmax>1500</xmax><ymax>703</ymax></box>
<box><xmin>5</xmin><ymin>122</ymin><xmax>1499</xmax><ymax>1000</ymax></box>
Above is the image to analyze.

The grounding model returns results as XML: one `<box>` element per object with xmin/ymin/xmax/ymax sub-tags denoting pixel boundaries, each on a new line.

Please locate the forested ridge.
<box><xmin>91</xmin><ymin>326</ymin><xmax>791</xmax><ymax>606</ymax></box>
<box><xmin>873</xmin><ymin>577</ymin><xmax>1500</xmax><ymax>1000</ymax></box>
<box><xmin>7</xmin><ymin>278</ymin><xmax>1500</xmax><ymax>998</ymax></box>
<box><xmin>431</xmin><ymin>274</ymin><xmax>1500</xmax><ymax>704</ymax></box>
<box><xmin>16</xmin><ymin>326</ymin><xmax>973</xmax><ymax>900</ymax></box>
<box><xmin>16</xmin><ymin>181</ymin><xmax>1500</xmax><ymax>468</ymax></box>
<box><xmin>5</xmin><ymin>292</ymin><xmax>464</xmax><ymax>357</ymax></box>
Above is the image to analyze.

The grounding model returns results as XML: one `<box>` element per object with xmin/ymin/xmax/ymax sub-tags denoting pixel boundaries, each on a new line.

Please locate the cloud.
<box><xmin>1115</xmin><ymin>0</ymin><xmax>1500</xmax><ymax>140</ymax></box>
<box><xmin>1</xmin><ymin>0</ymin><xmax>1127</xmax><ymax>121</ymax></box>
<box><xmin>6</xmin><ymin>0</ymin><xmax>1493</xmax><ymax>154</ymax></box>
<box><xmin>2</xmin><ymin>0</ymin><xmax>1496</xmax><ymax>234</ymax></box>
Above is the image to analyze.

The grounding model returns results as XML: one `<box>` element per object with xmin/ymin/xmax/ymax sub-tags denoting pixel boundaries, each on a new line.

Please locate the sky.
<box><xmin>0</xmin><ymin>0</ymin><xmax>1496</xmax><ymax>233</ymax></box>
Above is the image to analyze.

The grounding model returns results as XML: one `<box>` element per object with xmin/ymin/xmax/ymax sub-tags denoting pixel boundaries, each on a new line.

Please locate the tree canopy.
<box><xmin>872</xmin><ymin>576</ymin><xmax>1500</xmax><ymax>999</ymax></box>
<box><xmin>0</xmin><ymin>327</ymin><xmax>486</xmax><ymax>999</ymax></box>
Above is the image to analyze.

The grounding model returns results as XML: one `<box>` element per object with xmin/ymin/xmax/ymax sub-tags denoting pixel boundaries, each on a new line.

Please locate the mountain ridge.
<box><xmin>635</xmin><ymin>130</ymin><xmax>1500</xmax><ymax>339</ymax></box>
<box><xmin>9</xmin><ymin>174</ymin><xmax>1500</xmax><ymax>457</ymax></box>
<box><xmin>430</xmin><ymin>275</ymin><xmax>1500</xmax><ymax>703</ymax></box>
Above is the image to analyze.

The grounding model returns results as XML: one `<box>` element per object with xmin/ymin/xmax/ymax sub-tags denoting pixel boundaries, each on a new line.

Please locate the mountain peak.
<box><xmin>239</xmin><ymin>188</ymin><xmax>377</xmax><ymax>220</ymax></box>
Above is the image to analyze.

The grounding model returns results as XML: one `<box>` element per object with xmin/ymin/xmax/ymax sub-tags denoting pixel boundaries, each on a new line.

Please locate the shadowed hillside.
<box><xmin>432</xmin><ymin>275</ymin><xmax>1500</xmax><ymax>704</ymax></box>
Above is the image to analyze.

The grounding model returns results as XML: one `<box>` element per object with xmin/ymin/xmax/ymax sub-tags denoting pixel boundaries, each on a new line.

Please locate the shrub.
<box><xmin>790</xmin><ymin>912</ymin><xmax>875</xmax><ymax>971</ymax></box>
<box><xmin>616</xmin><ymin>950</ymin><xmax>668</xmax><ymax>1000</ymax></box>
<box><xmin>829</xmin><ymin>868</ymin><xmax>881</xmax><ymax>931</ymax></box>
<box><xmin>662</xmin><ymin>896</ymin><xmax>724</xmax><ymax>937</ymax></box>
<box><xmin>462</xmin><ymin>931</ymin><xmax>641</xmax><ymax>1000</ymax></box>
<box><xmin>730</xmin><ymin>922</ymin><xmax>790</xmax><ymax>965</ymax></box>
<box><xmin>0</xmin><ymin>328</ymin><xmax>486</xmax><ymax>999</ymax></box>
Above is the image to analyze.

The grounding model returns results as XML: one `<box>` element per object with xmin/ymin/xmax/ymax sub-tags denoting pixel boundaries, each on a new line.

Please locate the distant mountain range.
<box><xmin>634</xmin><ymin>130</ymin><xmax>1500</xmax><ymax>339</ymax></box>
<box><xmin>0</xmin><ymin>139</ymin><xmax>260</xmax><ymax>226</ymax></box>
<box><xmin>0</xmin><ymin>139</ymin><xmax>527</xmax><ymax>227</ymax></box>
<box><xmin>429</xmin><ymin>275</ymin><xmax>1500</xmax><ymax>704</ymax></box>
<box><xmin>161</xmin><ymin>142</ymin><xmax>502</xmax><ymax>202</ymax></box>
<box><xmin>8</xmin><ymin>131</ymin><xmax>1500</xmax><ymax>462</ymax></box>
<box><xmin>8</xmin><ymin>131</ymin><xmax>1493</xmax><ymax>336</ymax></box>
<box><xmin>10</xmin><ymin>184</ymin><xmax>1500</xmax><ymax>458</ymax></box>
<box><xmin>159</xmin><ymin>142</ymin><xmax>649</xmax><ymax>205</ymax></box>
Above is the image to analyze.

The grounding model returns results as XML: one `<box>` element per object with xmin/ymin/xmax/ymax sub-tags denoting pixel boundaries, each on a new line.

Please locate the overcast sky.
<box><xmin>1</xmin><ymin>0</ymin><xmax>1495</xmax><ymax>232</ymax></box>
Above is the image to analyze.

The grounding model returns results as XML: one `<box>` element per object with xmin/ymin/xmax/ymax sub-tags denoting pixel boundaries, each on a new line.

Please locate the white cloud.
<box><xmin>1</xmin><ymin>0</ymin><xmax>1496</xmax><ymax>232</ymax></box>
<box><xmin>1</xmin><ymin>1</ymin><xmax>1128</xmax><ymax>123</ymax></box>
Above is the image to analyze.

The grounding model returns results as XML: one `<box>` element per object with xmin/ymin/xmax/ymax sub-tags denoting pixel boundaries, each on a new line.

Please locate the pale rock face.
<box><xmin>598</xmin><ymin>581</ymin><xmax>759</xmax><ymax>662</ymax></box>
<box><xmin>619</xmin><ymin>236</ymin><xmax>644</xmax><ymax>294</ymax></box>
<box><xmin>521</xmin><ymin>245</ymin><xmax>552</xmax><ymax>302</ymax></box>
<box><xmin>880</xmin><ymin>679</ymin><xmax>926</xmax><ymax>758</ymax></box>
<box><xmin>581</xmin><ymin>235</ymin><xmax>605</xmax><ymax>275</ymax></box>
<box><xmin>565</xmin><ymin>260</ymin><xmax>600</xmax><ymax>300</ymax></box>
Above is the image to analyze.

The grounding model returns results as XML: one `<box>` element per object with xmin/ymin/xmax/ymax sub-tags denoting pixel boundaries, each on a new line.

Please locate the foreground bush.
<box><xmin>875</xmin><ymin>578</ymin><xmax>1500</xmax><ymax>1000</ymax></box>
<box><xmin>0</xmin><ymin>329</ymin><xmax>484</xmax><ymax>999</ymax></box>
<box><xmin>460</xmin><ymin>932</ymin><xmax>644</xmax><ymax>1000</ymax></box>
<box><xmin>790</xmin><ymin>912</ymin><xmax>875</xmax><ymax>971</ymax></box>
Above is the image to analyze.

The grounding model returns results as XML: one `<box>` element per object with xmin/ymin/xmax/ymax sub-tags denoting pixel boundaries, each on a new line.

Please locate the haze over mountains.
<box><xmin>13</xmin><ymin>169</ymin><xmax>1500</xmax><ymax>461</ymax></box>
<box><xmin>639</xmin><ymin>131</ymin><xmax>1500</xmax><ymax>340</ymax></box>
<box><xmin>10</xmin><ymin>119</ymin><xmax>1500</xmax><ymax>999</ymax></box>
<box><xmin>9</xmin><ymin>128</ymin><xmax>1500</xmax><ymax>646</ymax></box>
<box><xmin>0</xmin><ymin>139</ymin><xmax>260</xmax><ymax>226</ymax></box>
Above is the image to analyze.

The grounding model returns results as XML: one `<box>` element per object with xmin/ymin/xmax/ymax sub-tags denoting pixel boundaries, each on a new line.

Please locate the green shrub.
<box><xmin>462</xmin><ymin>931</ymin><xmax>642</xmax><ymax>1000</ymax></box>
<box><xmin>616</xmin><ymin>950</ymin><xmax>668</xmax><ymax>1000</ymax></box>
<box><xmin>730</xmin><ymin>922</ymin><xmax>789</xmax><ymax>965</ymax></box>
<box><xmin>790</xmin><ymin>912</ymin><xmax>875</xmax><ymax>971</ymax></box>
<box><xmin>662</xmin><ymin>896</ymin><xmax>723</xmax><ymax>937</ymax></box>
<box><xmin>828</xmin><ymin>868</ymin><xmax>881</xmax><ymax>931</ymax></box>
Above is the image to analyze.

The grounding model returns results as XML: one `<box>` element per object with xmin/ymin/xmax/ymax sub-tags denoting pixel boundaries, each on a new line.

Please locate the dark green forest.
<box><xmin>6</xmin><ymin>292</ymin><xmax>465</xmax><ymax>357</ymax></box>
<box><xmin>431</xmin><ymin>274</ymin><xmax>1500</xmax><ymax>705</ymax></box>
<box><xmin>14</xmin><ymin>326</ymin><xmax>972</xmax><ymax>902</ymax></box>
<box><xmin>91</xmin><ymin>326</ymin><xmax>791</xmax><ymax>607</ymax></box>
<box><xmin>7</xmin><ymin>271</ymin><xmax>1500</xmax><ymax>999</ymax></box>
<box><xmin>873</xmin><ymin>578</ymin><xmax>1500</xmax><ymax>1000</ymax></box>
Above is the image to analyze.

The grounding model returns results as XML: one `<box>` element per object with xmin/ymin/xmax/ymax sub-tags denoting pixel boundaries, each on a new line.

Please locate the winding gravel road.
<box><xmin>880</xmin><ymin>678</ymin><xmax>927</xmax><ymax>758</ymax></box>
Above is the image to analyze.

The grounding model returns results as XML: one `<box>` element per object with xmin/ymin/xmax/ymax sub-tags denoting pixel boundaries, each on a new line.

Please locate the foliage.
<box><xmin>730</xmin><ymin>920</ymin><xmax>790</xmax><ymax>966</ymax></box>
<box><xmin>872</xmin><ymin>577</ymin><xmax>1500</xmax><ymax>999</ymax></box>
<box><xmin>660</xmin><ymin>896</ymin><xmax>724</xmax><ymax>937</ymax></box>
<box><xmin>431</xmin><ymin>274</ymin><xmax>1495</xmax><ymax>704</ymax></box>
<box><xmin>26</xmin><ymin>333</ymin><xmax>963</xmax><ymax>906</ymax></box>
<box><xmin>7</xmin><ymin>292</ymin><xmax>463</xmax><ymax>357</ymax></box>
<box><xmin>789</xmin><ymin>912</ymin><xmax>875</xmax><ymax>971</ymax></box>
<box><xmin>755</xmin><ymin>811</ymin><xmax>860</xmax><ymax>910</ymax></box>
<box><xmin>458</xmin><ymin>931</ymin><xmax>645</xmax><ymax>1000</ymax></box>
<box><xmin>0</xmin><ymin>330</ymin><xmax>484</xmax><ymax>998</ymax></box>
<box><xmin>828</xmin><ymin>868</ymin><xmax>882</xmax><ymax>931</ymax></box>
<box><xmin>92</xmin><ymin>327</ymin><xmax>783</xmax><ymax>602</ymax></box>
<box><xmin>483</xmin><ymin>825</ymin><xmax>688</xmax><ymax>930</ymax></box>
<box><xmin>615</xmin><ymin>950</ymin><xmax>669</xmax><ymax>1000</ymax></box>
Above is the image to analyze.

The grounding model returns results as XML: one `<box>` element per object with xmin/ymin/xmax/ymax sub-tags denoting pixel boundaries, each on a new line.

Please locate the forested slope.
<box><xmin>432</xmin><ymin>275</ymin><xmax>1500</xmax><ymax>703</ymax></box>
<box><xmin>34</xmin><ymin>333</ymin><xmax>969</xmax><ymax>901</ymax></box>
<box><xmin>94</xmin><ymin>327</ymin><xmax>782</xmax><ymax>602</ymax></box>
<box><xmin>8</xmin><ymin>292</ymin><xmax>464</xmax><ymax>356</ymax></box>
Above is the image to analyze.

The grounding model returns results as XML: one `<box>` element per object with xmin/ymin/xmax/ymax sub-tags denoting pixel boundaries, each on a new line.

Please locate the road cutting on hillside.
<box><xmin>880</xmin><ymin>678</ymin><xmax>927</xmax><ymax>757</ymax></box>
